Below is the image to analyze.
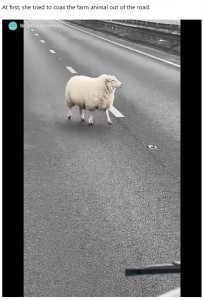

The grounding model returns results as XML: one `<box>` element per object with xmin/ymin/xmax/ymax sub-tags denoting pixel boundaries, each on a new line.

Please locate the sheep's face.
<box><xmin>105</xmin><ymin>75</ymin><xmax>122</xmax><ymax>90</ymax></box>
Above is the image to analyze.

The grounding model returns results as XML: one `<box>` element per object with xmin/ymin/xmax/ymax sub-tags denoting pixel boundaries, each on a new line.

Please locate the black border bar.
<box><xmin>181</xmin><ymin>20</ymin><xmax>202</xmax><ymax>297</ymax></box>
<box><xmin>2</xmin><ymin>20</ymin><xmax>24</xmax><ymax>297</ymax></box>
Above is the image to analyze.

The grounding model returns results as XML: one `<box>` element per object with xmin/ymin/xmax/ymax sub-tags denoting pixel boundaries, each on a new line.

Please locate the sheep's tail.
<box><xmin>65</xmin><ymin>96</ymin><xmax>70</xmax><ymax>107</ymax></box>
<box><xmin>65</xmin><ymin>95</ymin><xmax>75</xmax><ymax>109</ymax></box>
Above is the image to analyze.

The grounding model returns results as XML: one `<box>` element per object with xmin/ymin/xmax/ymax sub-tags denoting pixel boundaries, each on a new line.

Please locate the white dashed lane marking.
<box><xmin>65</xmin><ymin>66</ymin><xmax>77</xmax><ymax>73</ymax></box>
<box><xmin>31</xmin><ymin>29</ymin><xmax>34</xmax><ymax>32</ymax></box>
<box><xmin>34</xmin><ymin>33</ymin><xmax>39</xmax><ymax>36</ymax></box>
<box><xmin>109</xmin><ymin>106</ymin><xmax>125</xmax><ymax>118</ymax></box>
<box><xmin>40</xmin><ymin>40</ymin><xmax>45</xmax><ymax>43</ymax></box>
<box><xmin>49</xmin><ymin>50</ymin><xmax>56</xmax><ymax>54</ymax></box>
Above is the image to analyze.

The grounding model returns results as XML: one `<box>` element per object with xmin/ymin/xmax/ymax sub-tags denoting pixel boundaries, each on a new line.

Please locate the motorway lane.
<box><xmin>27</xmin><ymin>20</ymin><xmax>180</xmax><ymax>178</ymax></box>
<box><xmin>24</xmin><ymin>21</ymin><xmax>180</xmax><ymax>297</ymax></box>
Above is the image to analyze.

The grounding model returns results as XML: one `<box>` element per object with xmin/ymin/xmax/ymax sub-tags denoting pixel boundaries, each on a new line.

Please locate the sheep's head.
<box><xmin>104</xmin><ymin>75</ymin><xmax>122</xmax><ymax>92</ymax></box>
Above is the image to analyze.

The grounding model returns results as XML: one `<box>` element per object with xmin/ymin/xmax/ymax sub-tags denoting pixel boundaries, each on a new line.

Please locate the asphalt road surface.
<box><xmin>24</xmin><ymin>20</ymin><xmax>180</xmax><ymax>297</ymax></box>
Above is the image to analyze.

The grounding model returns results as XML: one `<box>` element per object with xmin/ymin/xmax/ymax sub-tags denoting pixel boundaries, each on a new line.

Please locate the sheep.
<box><xmin>65</xmin><ymin>74</ymin><xmax>122</xmax><ymax>125</ymax></box>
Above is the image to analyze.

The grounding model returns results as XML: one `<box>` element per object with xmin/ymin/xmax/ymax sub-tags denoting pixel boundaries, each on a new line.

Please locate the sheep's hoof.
<box><xmin>80</xmin><ymin>118</ymin><xmax>85</xmax><ymax>122</ymax></box>
<box><xmin>108</xmin><ymin>121</ymin><xmax>112</xmax><ymax>125</ymax></box>
<box><xmin>88</xmin><ymin>122</ymin><xmax>93</xmax><ymax>126</ymax></box>
<box><xmin>68</xmin><ymin>116</ymin><xmax>71</xmax><ymax>120</ymax></box>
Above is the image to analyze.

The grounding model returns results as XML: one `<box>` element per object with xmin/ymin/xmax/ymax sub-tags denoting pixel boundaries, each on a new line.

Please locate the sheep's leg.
<box><xmin>67</xmin><ymin>102</ymin><xmax>75</xmax><ymax>120</ymax></box>
<box><xmin>106</xmin><ymin>109</ymin><xmax>112</xmax><ymax>125</ymax></box>
<box><xmin>88</xmin><ymin>112</ymin><xmax>94</xmax><ymax>126</ymax></box>
<box><xmin>79</xmin><ymin>108</ymin><xmax>85</xmax><ymax>122</ymax></box>
<box><xmin>67</xmin><ymin>107</ymin><xmax>72</xmax><ymax>120</ymax></box>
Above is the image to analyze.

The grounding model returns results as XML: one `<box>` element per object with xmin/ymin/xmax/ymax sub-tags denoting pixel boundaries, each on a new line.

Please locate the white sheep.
<box><xmin>65</xmin><ymin>74</ymin><xmax>122</xmax><ymax>125</ymax></box>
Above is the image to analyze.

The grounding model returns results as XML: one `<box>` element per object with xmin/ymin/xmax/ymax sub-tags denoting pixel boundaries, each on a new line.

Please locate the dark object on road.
<box><xmin>145</xmin><ymin>144</ymin><xmax>158</xmax><ymax>150</ymax></box>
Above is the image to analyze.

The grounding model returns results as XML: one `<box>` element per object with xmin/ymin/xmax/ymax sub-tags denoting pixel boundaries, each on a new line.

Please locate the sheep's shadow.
<box><xmin>55</xmin><ymin>118</ymin><xmax>113</xmax><ymax>138</ymax></box>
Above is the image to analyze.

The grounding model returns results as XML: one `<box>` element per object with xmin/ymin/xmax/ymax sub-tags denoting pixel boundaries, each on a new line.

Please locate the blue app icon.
<box><xmin>8</xmin><ymin>21</ymin><xmax>18</xmax><ymax>31</ymax></box>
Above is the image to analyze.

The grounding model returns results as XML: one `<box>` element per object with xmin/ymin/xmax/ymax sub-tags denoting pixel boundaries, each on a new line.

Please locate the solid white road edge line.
<box><xmin>57</xmin><ymin>20</ymin><xmax>180</xmax><ymax>68</ymax></box>
<box><xmin>65</xmin><ymin>66</ymin><xmax>77</xmax><ymax>73</ymax></box>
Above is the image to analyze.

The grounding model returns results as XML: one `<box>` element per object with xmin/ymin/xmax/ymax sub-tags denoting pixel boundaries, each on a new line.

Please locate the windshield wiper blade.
<box><xmin>125</xmin><ymin>261</ymin><xmax>180</xmax><ymax>276</ymax></box>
